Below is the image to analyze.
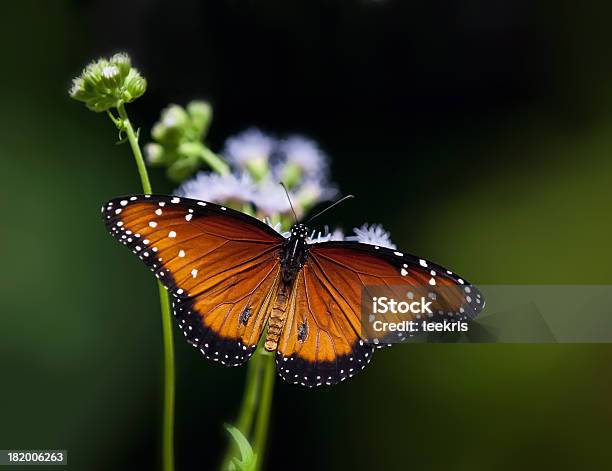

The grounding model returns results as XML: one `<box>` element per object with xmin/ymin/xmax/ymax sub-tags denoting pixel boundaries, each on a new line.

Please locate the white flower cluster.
<box><xmin>176</xmin><ymin>128</ymin><xmax>396</xmax><ymax>249</ymax></box>
<box><xmin>176</xmin><ymin>128</ymin><xmax>337</xmax><ymax>219</ymax></box>
<box><xmin>176</xmin><ymin>172</ymin><xmax>255</xmax><ymax>206</ymax></box>
<box><xmin>306</xmin><ymin>223</ymin><xmax>396</xmax><ymax>249</ymax></box>
<box><xmin>345</xmin><ymin>223</ymin><xmax>397</xmax><ymax>249</ymax></box>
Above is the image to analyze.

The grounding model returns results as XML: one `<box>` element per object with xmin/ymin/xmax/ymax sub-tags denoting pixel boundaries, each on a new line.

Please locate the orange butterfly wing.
<box><xmin>275</xmin><ymin>268</ymin><xmax>375</xmax><ymax>387</ymax></box>
<box><xmin>102</xmin><ymin>195</ymin><xmax>284</xmax><ymax>365</ymax></box>
<box><xmin>275</xmin><ymin>242</ymin><xmax>484</xmax><ymax>387</ymax></box>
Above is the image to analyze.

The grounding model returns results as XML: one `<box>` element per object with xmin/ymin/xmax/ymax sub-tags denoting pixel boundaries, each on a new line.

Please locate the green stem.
<box><xmin>158</xmin><ymin>284</ymin><xmax>175</xmax><ymax>471</ymax></box>
<box><xmin>252</xmin><ymin>351</ymin><xmax>275</xmax><ymax>471</ymax></box>
<box><xmin>200</xmin><ymin>147</ymin><xmax>230</xmax><ymax>176</ymax></box>
<box><xmin>116</xmin><ymin>103</ymin><xmax>153</xmax><ymax>194</ymax></box>
<box><xmin>221</xmin><ymin>334</ymin><xmax>276</xmax><ymax>471</ymax></box>
<box><xmin>115</xmin><ymin>102</ymin><xmax>175</xmax><ymax>471</ymax></box>
<box><xmin>236</xmin><ymin>353</ymin><xmax>262</xmax><ymax>434</ymax></box>
<box><xmin>220</xmin><ymin>352</ymin><xmax>261</xmax><ymax>470</ymax></box>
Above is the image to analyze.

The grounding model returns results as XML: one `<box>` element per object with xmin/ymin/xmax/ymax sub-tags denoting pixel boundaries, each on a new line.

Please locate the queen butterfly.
<box><xmin>102</xmin><ymin>194</ymin><xmax>484</xmax><ymax>387</ymax></box>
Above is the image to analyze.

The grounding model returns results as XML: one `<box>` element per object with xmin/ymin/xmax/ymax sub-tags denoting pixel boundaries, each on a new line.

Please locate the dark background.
<box><xmin>2</xmin><ymin>1</ymin><xmax>612</xmax><ymax>470</ymax></box>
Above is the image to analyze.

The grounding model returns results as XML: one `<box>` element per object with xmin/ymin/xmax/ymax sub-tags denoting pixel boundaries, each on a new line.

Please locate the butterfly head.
<box><xmin>280</xmin><ymin>223</ymin><xmax>310</xmax><ymax>284</ymax></box>
<box><xmin>290</xmin><ymin>223</ymin><xmax>308</xmax><ymax>238</ymax></box>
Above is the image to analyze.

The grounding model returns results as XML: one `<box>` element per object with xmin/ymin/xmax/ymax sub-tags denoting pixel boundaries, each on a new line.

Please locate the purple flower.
<box><xmin>176</xmin><ymin>172</ymin><xmax>255</xmax><ymax>206</ymax></box>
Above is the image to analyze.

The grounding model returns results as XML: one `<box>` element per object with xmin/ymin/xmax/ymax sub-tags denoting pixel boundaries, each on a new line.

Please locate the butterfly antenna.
<box><xmin>305</xmin><ymin>194</ymin><xmax>355</xmax><ymax>224</ymax></box>
<box><xmin>280</xmin><ymin>182</ymin><xmax>298</xmax><ymax>224</ymax></box>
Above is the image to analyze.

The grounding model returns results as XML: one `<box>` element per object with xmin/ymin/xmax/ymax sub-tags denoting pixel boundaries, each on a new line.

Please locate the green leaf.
<box><xmin>224</xmin><ymin>424</ymin><xmax>257</xmax><ymax>471</ymax></box>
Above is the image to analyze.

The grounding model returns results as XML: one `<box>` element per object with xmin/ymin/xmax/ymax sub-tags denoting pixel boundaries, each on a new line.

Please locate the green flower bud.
<box><xmin>294</xmin><ymin>179</ymin><xmax>337</xmax><ymax>211</ymax></box>
<box><xmin>145</xmin><ymin>100</ymin><xmax>227</xmax><ymax>180</ymax></box>
<box><xmin>69</xmin><ymin>77</ymin><xmax>86</xmax><ymax>101</ymax></box>
<box><xmin>144</xmin><ymin>143</ymin><xmax>165</xmax><ymax>166</ymax></box>
<box><xmin>167</xmin><ymin>154</ymin><xmax>200</xmax><ymax>182</ymax></box>
<box><xmin>296</xmin><ymin>188</ymin><xmax>318</xmax><ymax>210</ymax></box>
<box><xmin>177</xmin><ymin>141</ymin><xmax>204</xmax><ymax>159</ymax></box>
<box><xmin>69</xmin><ymin>52</ymin><xmax>147</xmax><ymax>112</ymax></box>
<box><xmin>279</xmin><ymin>162</ymin><xmax>302</xmax><ymax>189</ymax></box>
<box><xmin>162</xmin><ymin>104</ymin><xmax>190</xmax><ymax>130</ymax></box>
<box><xmin>151</xmin><ymin>104</ymin><xmax>190</xmax><ymax>146</ymax></box>
<box><xmin>124</xmin><ymin>68</ymin><xmax>147</xmax><ymax>101</ymax></box>
<box><xmin>245</xmin><ymin>157</ymin><xmax>269</xmax><ymax>182</ymax></box>
<box><xmin>187</xmin><ymin>101</ymin><xmax>212</xmax><ymax>139</ymax></box>
<box><xmin>101</xmin><ymin>64</ymin><xmax>122</xmax><ymax>89</ymax></box>
<box><xmin>110</xmin><ymin>53</ymin><xmax>131</xmax><ymax>79</ymax></box>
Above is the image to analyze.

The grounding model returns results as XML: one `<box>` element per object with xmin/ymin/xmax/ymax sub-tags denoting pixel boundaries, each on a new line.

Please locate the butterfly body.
<box><xmin>102</xmin><ymin>194</ymin><xmax>484</xmax><ymax>387</ymax></box>
<box><xmin>266</xmin><ymin>224</ymin><xmax>310</xmax><ymax>350</ymax></box>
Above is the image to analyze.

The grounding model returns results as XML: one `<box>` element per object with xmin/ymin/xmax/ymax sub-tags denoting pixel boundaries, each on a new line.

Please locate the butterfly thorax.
<box><xmin>279</xmin><ymin>223</ymin><xmax>309</xmax><ymax>285</ymax></box>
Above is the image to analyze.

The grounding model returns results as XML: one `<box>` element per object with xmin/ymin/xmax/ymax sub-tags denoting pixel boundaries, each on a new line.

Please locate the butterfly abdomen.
<box><xmin>265</xmin><ymin>284</ymin><xmax>291</xmax><ymax>351</ymax></box>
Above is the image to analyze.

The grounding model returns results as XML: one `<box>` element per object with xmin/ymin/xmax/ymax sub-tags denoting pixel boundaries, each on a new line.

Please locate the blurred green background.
<box><xmin>2</xmin><ymin>1</ymin><xmax>612</xmax><ymax>470</ymax></box>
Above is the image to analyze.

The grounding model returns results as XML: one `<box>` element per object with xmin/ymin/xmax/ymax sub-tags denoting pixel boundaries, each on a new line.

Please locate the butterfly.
<box><xmin>102</xmin><ymin>194</ymin><xmax>484</xmax><ymax>387</ymax></box>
